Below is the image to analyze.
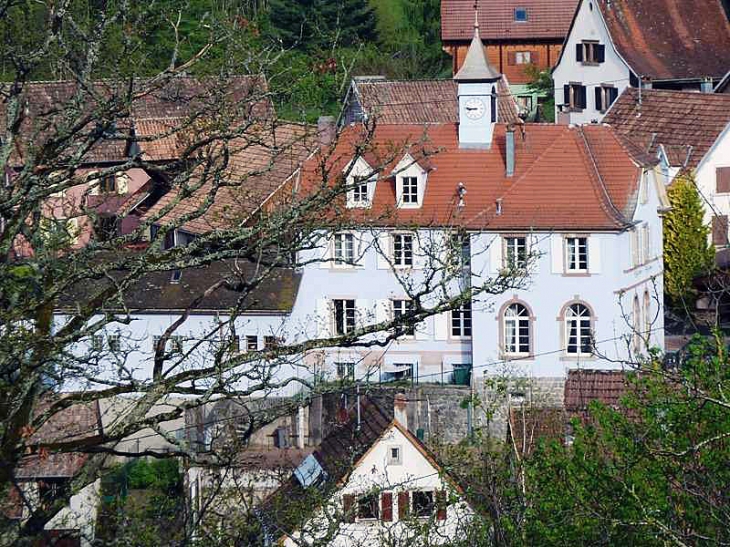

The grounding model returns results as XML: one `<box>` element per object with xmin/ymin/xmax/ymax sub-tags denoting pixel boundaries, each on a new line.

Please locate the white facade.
<box><xmin>691</xmin><ymin>123</ymin><xmax>730</xmax><ymax>245</ymax></box>
<box><xmin>284</xmin><ymin>422</ymin><xmax>473</xmax><ymax>547</ymax></box>
<box><xmin>552</xmin><ymin>0</ymin><xmax>632</xmax><ymax>125</ymax></box>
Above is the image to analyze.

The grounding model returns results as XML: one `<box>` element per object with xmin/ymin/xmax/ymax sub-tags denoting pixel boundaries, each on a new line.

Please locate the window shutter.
<box><xmin>716</xmin><ymin>167</ymin><xmax>730</xmax><ymax>193</ymax></box>
<box><xmin>381</xmin><ymin>493</ymin><xmax>393</xmax><ymax>522</ymax></box>
<box><xmin>343</xmin><ymin>494</ymin><xmax>356</xmax><ymax>523</ymax></box>
<box><xmin>490</xmin><ymin>236</ymin><xmax>503</xmax><ymax>273</ymax></box>
<box><xmin>415</xmin><ymin>316</ymin><xmax>429</xmax><ymax>341</ymax></box>
<box><xmin>550</xmin><ymin>235</ymin><xmax>563</xmax><ymax>273</ymax></box>
<box><xmin>594</xmin><ymin>87</ymin><xmax>603</xmax><ymax>112</ymax></box>
<box><xmin>608</xmin><ymin>87</ymin><xmax>618</xmax><ymax>107</ymax></box>
<box><xmin>563</xmin><ymin>84</ymin><xmax>570</xmax><ymax>107</ymax></box>
<box><xmin>434</xmin><ymin>313</ymin><xmax>448</xmax><ymax>341</ymax></box>
<box><xmin>316</xmin><ymin>299</ymin><xmax>331</xmax><ymax>338</ymax></box>
<box><xmin>436</xmin><ymin>490</ymin><xmax>447</xmax><ymax>521</ymax></box>
<box><xmin>531</xmin><ymin>50</ymin><xmax>539</xmax><ymax>64</ymax></box>
<box><xmin>529</xmin><ymin>234</ymin><xmax>540</xmax><ymax>275</ymax></box>
<box><xmin>578</xmin><ymin>86</ymin><xmax>587</xmax><ymax>109</ymax></box>
<box><xmin>413</xmin><ymin>233</ymin><xmax>425</xmax><ymax>269</ymax></box>
<box><xmin>398</xmin><ymin>491</ymin><xmax>410</xmax><ymax>520</ymax></box>
<box><xmin>631</xmin><ymin>229</ymin><xmax>639</xmax><ymax>267</ymax></box>
<box><xmin>588</xmin><ymin>236</ymin><xmax>601</xmax><ymax>274</ymax></box>
<box><xmin>507</xmin><ymin>52</ymin><xmax>517</xmax><ymax>65</ymax></box>
<box><xmin>376</xmin><ymin>233</ymin><xmax>391</xmax><ymax>269</ymax></box>
<box><xmin>376</xmin><ymin>299</ymin><xmax>390</xmax><ymax>325</ymax></box>
<box><xmin>596</xmin><ymin>44</ymin><xmax>606</xmax><ymax>63</ymax></box>
<box><xmin>575</xmin><ymin>43</ymin><xmax>584</xmax><ymax>62</ymax></box>
<box><xmin>355</xmin><ymin>299</ymin><xmax>369</xmax><ymax>329</ymax></box>
<box><xmin>712</xmin><ymin>215</ymin><xmax>728</xmax><ymax>246</ymax></box>
<box><xmin>320</xmin><ymin>235</ymin><xmax>332</xmax><ymax>269</ymax></box>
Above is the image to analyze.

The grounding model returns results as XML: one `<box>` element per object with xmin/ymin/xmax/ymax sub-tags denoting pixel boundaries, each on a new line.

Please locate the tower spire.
<box><xmin>454</xmin><ymin>1</ymin><xmax>500</xmax><ymax>82</ymax></box>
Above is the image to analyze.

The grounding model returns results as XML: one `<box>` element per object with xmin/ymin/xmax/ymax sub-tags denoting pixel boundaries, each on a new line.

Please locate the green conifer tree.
<box><xmin>664</xmin><ymin>175</ymin><xmax>714</xmax><ymax>303</ymax></box>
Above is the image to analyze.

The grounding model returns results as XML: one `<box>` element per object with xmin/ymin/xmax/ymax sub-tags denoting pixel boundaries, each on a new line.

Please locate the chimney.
<box><xmin>394</xmin><ymin>393</ymin><xmax>408</xmax><ymax>429</ymax></box>
<box><xmin>505</xmin><ymin>125</ymin><xmax>515</xmax><ymax>177</ymax></box>
<box><xmin>317</xmin><ymin>116</ymin><xmax>336</xmax><ymax>146</ymax></box>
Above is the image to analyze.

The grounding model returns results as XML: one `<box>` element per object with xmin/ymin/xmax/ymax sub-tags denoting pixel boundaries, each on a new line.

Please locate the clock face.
<box><xmin>464</xmin><ymin>98</ymin><xmax>486</xmax><ymax>120</ymax></box>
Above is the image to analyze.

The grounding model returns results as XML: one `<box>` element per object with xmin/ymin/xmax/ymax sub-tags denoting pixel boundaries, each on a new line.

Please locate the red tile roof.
<box><xmin>441</xmin><ymin>0</ymin><xmax>578</xmax><ymax>41</ymax></box>
<box><xmin>603</xmin><ymin>88</ymin><xmax>730</xmax><ymax>170</ymax></box>
<box><xmin>564</xmin><ymin>369</ymin><xmax>631</xmax><ymax>411</ymax></box>
<box><xmin>141</xmin><ymin>122</ymin><xmax>316</xmax><ymax>234</ymax></box>
<box><xmin>301</xmin><ymin>121</ymin><xmax>651</xmax><ymax>230</ymax></box>
<box><xmin>352</xmin><ymin>77</ymin><xmax>520</xmax><ymax>125</ymax></box>
<box><xmin>596</xmin><ymin>0</ymin><xmax>730</xmax><ymax>81</ymax></box>
<box><xmin>1</xmin><ymin>76</ymin><xmax>271</xmax><ymax>166</ymax></box>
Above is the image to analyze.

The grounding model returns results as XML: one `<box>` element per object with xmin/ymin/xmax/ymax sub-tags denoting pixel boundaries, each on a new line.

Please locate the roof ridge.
<box><xmin>576</xmin><ymin>127</ymin><xmax>628</xmax><ymax>227</ymax></box>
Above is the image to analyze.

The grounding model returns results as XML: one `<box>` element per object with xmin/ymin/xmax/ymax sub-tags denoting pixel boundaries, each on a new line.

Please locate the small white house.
<box><xmin>262</xmin><ymin>396</ymin><xmax>475</xmax><ymax>546</ymax></box>
<box><xmin>603</xmin><ymin>88</ymin><xmax>730</xmax><ymax>252</ymax></box>
<box><xmin>552</xmin><ymin>0</ymin><xmax>730</xmax><ymax>124</ymax></box>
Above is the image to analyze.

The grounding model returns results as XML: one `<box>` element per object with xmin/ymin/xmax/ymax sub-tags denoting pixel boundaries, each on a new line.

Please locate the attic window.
<box><xmin>514</xmin><ymin>7</ymin><xmax>528</xmax><ymax>21</ymax></box>
<box><xmin>170</xmin><ymin>270</ymin><xmax>182</xmax><ymax>284</ymax></box>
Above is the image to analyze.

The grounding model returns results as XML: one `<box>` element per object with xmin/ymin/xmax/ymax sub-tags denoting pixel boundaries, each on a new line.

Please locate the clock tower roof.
<box><xmin>453</xmin><ymin>5</ymin><xmax>501</xmax><ymax>83</ymax></box>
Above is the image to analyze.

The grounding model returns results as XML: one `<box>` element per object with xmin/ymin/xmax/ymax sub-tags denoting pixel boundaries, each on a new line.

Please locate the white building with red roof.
<box><xmin>286</xmin><ymin>20</ymin><xmax>668</xmax><ymax>386</ymax></box>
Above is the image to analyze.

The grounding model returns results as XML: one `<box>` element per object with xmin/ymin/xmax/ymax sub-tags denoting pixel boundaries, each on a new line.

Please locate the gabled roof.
<box><xmin>349</xmin><ymin>77</ymin><xmax>520</xmax><ymax>125</ymax></box>
<box><xmin>603</xmin><ymin>88</ymin><xmax>730</xmax><ymax>170</ymax></box>
<box><xmin>441</xmin><ymin>0</ymin><xmax>578</xmax><ymax>41</ymax></box>
<box><xmin>0</xmin><ymin>75</ymin><xmax>272</xmax><ymax>166</ymax></box>
<box><xmin>141</xmin><ymin>122</ymin><xmax>316</xmax><ymax>234</ymax></box>
<box><xmin>594</xmin><ymin>0</ymin><xmax>730</xmax><ymax>81</ymax></box>
<box><xmin>261</xmin><ymin>397</ymin><xmax>455</xmax><ymax>540</ymax></box>
<box><xmin>300</xmin><ymin>122</ymin><xmax>652</xmax><ymax>231</ymax></box>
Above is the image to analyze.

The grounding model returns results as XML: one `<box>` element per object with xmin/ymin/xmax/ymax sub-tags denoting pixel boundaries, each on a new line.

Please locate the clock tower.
<box><xmin>454</xmin><ymin>4</ymin><xmax>501</xmax><ymax>148</ymax></box>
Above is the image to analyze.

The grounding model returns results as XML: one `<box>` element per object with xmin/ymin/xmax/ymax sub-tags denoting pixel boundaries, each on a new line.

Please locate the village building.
<box><xmin>260</xmin><ymin>396</ymin><xmax>476</xmax><ymax>546</ymax></box>
<box><xmin>552</xmin><ymin>0</ymin><xmax>730</xmax><ymax>124</ymax></box>
<box><xmin>603</xmin><ymin>89</ymin><xmax>730</xmax><ymax>254</ymax></box>
<box><xmin>441</xmin><ymin>0</ymin><xmax>578</xmax><ymax>118</ymax></box>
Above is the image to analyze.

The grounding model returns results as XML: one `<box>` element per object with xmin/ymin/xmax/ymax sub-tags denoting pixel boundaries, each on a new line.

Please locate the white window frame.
<box><xmin>503</xmin><ymin>303</ymin><xmax>530</xmax><ymax>356</ymax></box>
<box><xmin>515</xmin><ymin>51</ymin><xmax>532</xmax><ymax>64</ymax></box>
<box><xmin>451</xmin><ymin>303</ymin><xmax>472</xmax><ymax>338</ymax></box>
<box><xmin>565</xmin><ymin>303</ymin><xmax>593</xmax><ymax>356</ymax></box>
<box><xmin>392</xmin><ymin>299</ymin><xmax>415</xmax><ymax>338</ymax></box>
<box><xmin>345</xmin><ymin>157</ymin><xmax>376</xmax><ymax>208</ymax></box>
<box><xmin>504</xmin><ymin>236</ymin><xmax>528</xmax><ymax>269</ymax></box>
<box><xmin>401</xmin><ymin>176</ymin><xmax>419</xmax><ymax>205</ymax></box>
<box><xmin>392</xmin><ymin>233</ymin><xmax>414</xmax><ymax>268</ymax></box>
<box><xmin>333</xmin><ymin>232</ymin><xmax>355</xmax><ymax>267</ymax></box>
<box><xmin>387</xmin><ymin>445</ymin><xmax>402</xmax><ymax>465</ymax></box>
<box><xmin>333</xmin><ymin>299</ymin><xmax>356</xmax><ymax>335</ymax></box>
<box><xmin>394</xmin><ymin>154</ymin><xmax>427</xmax><ymax>209</ymax></box>
<box><xmin>565</xmin><ymin>236</ymin><xmax>588</xmax><ymax>273</ymax></box>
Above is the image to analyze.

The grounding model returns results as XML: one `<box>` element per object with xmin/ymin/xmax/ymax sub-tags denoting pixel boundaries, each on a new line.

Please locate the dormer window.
<box><xmin>514</xmin><ymin>7</ymin><xmax>528</xmax><ymax>21</ymax></box>
<box><xmin>345</xmin><ymin>157</ymin><xmax>375</xmax><ymax>208</ymax></box>
<box><xmin>402</xmin><ymin>177</ymin><xmax>419</xmax><ymax>205</ymax></box>
<box><xmin>99</xmin><ymin>174</ymin><xmax>117</xmax><ymax>193</ymax></box>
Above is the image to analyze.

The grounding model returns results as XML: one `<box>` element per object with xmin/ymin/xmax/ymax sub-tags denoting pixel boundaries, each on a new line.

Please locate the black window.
<box><xmin>451</xmin><ymin>303</ymin><xmax>472</xmax><ymax>337</ymax></box>
<box><xmin>505</xmin><ymin>236</ymin><xmax>527</xmax><ymax>269</ymax></box>
<box><xmin>565</xmin><ymin>237</ymin><xmax>588</xmax><ymax>272</ymax></box>
<box><xmin>107</xmin><ymin>335</ymin><xmax>121</xmax><ymax>353</ymax></box>
<box><xmin>96</xmin><ymin>215</ymin><xmax>120</xmax><ymax>242</ymax></box>
<box><xmin>393</xmin><ymin>233</ymin><xmax>414</xmax><ymax>267</ymax></box>
<box><xmin>334</xmin><ymin>299</ymin><xmax>356</xmax><ymax>335</ymax></box>
<box><xmin>564</xmin><ymin>83</ymin><xmax>587</xmax><ymax>111</ymax></box>
<box><xmin>336</xmin><ymin>362</ymin><xmax>355</xmax><ymax>380</ymax></box>
<box><xmin>264</xmin><ymin>336</ymin><xmax>279</xmax><ymax>350</ymax></box>
<box><xmin>357</xmin><ymin>494</ymin><xmax>379</xmax><ymax>520</ymax></box>
<box><xmin>392</xmin><ymin>299</ymin><xmax>415</xmax><ymax>336</ymax></box>
<box><xmin>38</xmin><ymin>479</ymin><xmax>70</xmax><ymax>509</ymax></box>
<box><xmin>99</xmin><ymin>174</ymin><xmax>117</xmax><ymax>193</ymax></box>
<box><xmin>576</xmin><ymin>41</ymin><xmax>605</xmax><ymax>64</ymax></box>
<box><xmin>595</xmin><ymin>85</ymin><xmax>618</xmax><ymax>113</ymax></box>
<box><xmin>401</xmin><ymin>177</ymin><xmax>419</xmax><ymax>204</ymax></box>
<box><xmin>246</xmin><ymin>335</ymin><xmax>258</xmax><ymax>351</ymax></box>
<box><xmin>412</xmin><ymin>491</ymin><xmax>435</xmax><ymax>517</ymax></box>
<box><xmin>514</xmin><ymin>7</ymin><xmax>528</xmax><ymax>21</ymax></box>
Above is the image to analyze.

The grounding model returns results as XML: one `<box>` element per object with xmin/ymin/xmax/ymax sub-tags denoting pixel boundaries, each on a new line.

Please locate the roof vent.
<box><xmin>170</xmin><ymin>270</ymin><xmax>182</xmax><ymax>284</ymax></box>
<box><xmin>457</xmin><ymin>182</ymin><xmax>467</xmax><ymax>207</ymax></box>
<box><xmin>496</xmin><ymin>198</ymin><xmax>503</xmax><ymax>216</ymax></box>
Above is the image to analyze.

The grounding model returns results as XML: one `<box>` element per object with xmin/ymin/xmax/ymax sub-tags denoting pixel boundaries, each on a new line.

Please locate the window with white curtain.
<box><xmin>565</xmin><ymin>303</ymin><xmax>592</xmax><ymax>355</ymax></box>
<box><xmin>503</xmin><ymin>303</ymin><xmax>531</xmax><ymax>355</ymax></box>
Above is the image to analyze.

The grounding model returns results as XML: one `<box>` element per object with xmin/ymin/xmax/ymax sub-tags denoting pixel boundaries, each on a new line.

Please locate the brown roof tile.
<box><xmin>301</xmin><ymin>122</ymin><xmax>646</xmax><ymax>230</ymax></box>
<box><xmin>352</xmin><ymin>77</ymin><xmax>520</xmax><ymax>125</ymax></box>
<box><xmin>596</xmin><ymin>0</ymin><xmax>730</xmax><ymax>81</ymax></box>
<box><xmin>564</xmin><ymin>369</ymin><xmax>631</xmax><ymax>411</ymax></box>
<box><xmin>603</xmin><ymin>88</ymin><xmax>730</xmax><ymax>170</ymax></box>
<box><xmin>441</xmin><ymin>0</ymin><xmax>578</xmax><ymax>41</ymax></box>
<box><xmin>141</xmin><ymin>122</ymin><xmax>316</xmax><ymax>234</ymax></box>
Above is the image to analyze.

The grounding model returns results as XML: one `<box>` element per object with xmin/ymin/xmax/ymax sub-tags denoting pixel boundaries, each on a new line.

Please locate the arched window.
<box><xmin>643</xmin><ymin>290</ymin><xmax>652</xmax><ymax>341</ymax></box>
<box><xmin>565</xmin><ymin>303</ymin><xmax>592</xmax><ymax>355</ymax></box>
<box><xmin>504</xmin><ymin>303</ymin><xmax>530</xmax><ymax>355</ymax></box>
<box><xmin>633</xmin><ymin>295</ymin><xmax>641</xmax><ymax>353</ymax></box>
